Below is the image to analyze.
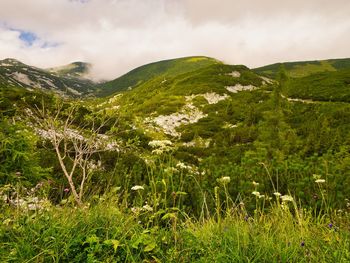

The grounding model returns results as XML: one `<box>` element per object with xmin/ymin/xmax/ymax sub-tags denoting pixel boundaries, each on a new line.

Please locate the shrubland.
<box><xmin>1</xmin><ymin>58</ymin><xmax>350</xmax><ymax>262</ymax></box>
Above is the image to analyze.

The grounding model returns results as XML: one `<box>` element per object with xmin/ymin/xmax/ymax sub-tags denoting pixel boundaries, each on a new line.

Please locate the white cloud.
<box><xmin>0</xmin><ymin>0</ymin><xmax>349</xmax><ymax>80</ymax></box>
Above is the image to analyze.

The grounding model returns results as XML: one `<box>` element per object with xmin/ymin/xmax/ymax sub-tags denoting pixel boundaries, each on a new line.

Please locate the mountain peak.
<box><xmin>47</xmin><ymin>61</ymin><xmax>92</xmax><ymax>79</ymax></box>
<box><xmin>0</xmin><ymin>58</ymin><xmax>25</xmax><ymax>66</ymax></box>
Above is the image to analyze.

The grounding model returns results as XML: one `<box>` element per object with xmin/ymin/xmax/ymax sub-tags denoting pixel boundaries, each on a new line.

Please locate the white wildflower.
<box><xmin>252</xmin><ymin>191</ymin><xmax>260</xmax><ymax>197</ymax></box>
<box><xmin>217</xmin><ymin>176</ymin><xmax>231</xmax><ymax>184</ymax></box>
<box><xmin>151</xmin><ymin>149</ymin><xmax>164</xmax><ymax>155</ymax></box>
<box><xmin>142</xmin><ymin>204</ymin><xmax>153</xmax><ymax>212</ymax></box>
<box><xmin>315</xmin><ymin>179</ymin><xmax>326</xmax><ymax>184</ymax></box>
<box><xmin>131</xmin><ymin>185</ymin><xmax>144</xmax><ymax>191</ymax></box>
<box><xmin>252</xmin><ymin>181</ymin><xmax>259</xmax><ymax>187</ymax></box>
<box><xmin>148</xmin><ymin>140</ymin><xmax>173</xmax><ymax>148</ymax></box>
<box><xmin>131</xmin><ymin>207</ymin><xmax>141</xmax><ymax>214</ymax></box>
<box><xmin>273</xmin><ymin>192</ymin><xmax>281</xmax><ymax>197</ymax></box>
<box><xmin>280</xmin><ymin>195</ymin><xmax>294</xmax><ymax>202</ymax></box>
<box><xmin>176</xmin><ymin>162</ymin><xmax>190</xmax><ymax>170</ymax></box>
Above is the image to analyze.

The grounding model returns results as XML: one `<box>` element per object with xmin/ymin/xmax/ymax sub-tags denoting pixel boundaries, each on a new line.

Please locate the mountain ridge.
<box><xmin>254</xmin><ymin>57</ymin><xmax>350</xmax><ymax>78</ymax></box>
<box><xmin>0</xmin><ymin>58</ymin><xmax>96</xmax><ymax>96</ymax></box>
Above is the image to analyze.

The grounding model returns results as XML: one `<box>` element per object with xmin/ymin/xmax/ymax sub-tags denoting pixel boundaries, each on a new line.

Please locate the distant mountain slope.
<box><xmin>285</xmin><ymin>68</ymin><xmax>350</xmax><ymax>102</ymax></box>
<box><xmin>47</xmin><ymin>62</ymin><xmax>92</xmax><ymax>79</ymax></box>
<box><xmin>96</xmin><ymin>56</ymin><xmax>221</xmax><ymax>96</ymax></box>
<box><xmin>0</xmin><ymin>58</ymin><xmax>96</xmax><ymax>96</ymax></box>
<box><xmin>254</xmin><ymin>58</ymin><xmax>350</xmax><ymax>78</ymax></box>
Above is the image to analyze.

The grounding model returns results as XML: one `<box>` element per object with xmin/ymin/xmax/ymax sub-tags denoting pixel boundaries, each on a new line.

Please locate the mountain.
<box><xmin>94</xmin><ymin>57</ymin><xmax>271</xmax><ymax>148</ymax></box>
<box><xmin>2</xmin><ymin>55</ymin><xmax>350</xmax><ymax>218</ymax></box>
<box><xmin>96</xmin><ymin>56</ymin><xmax>221</xmax><ymax>96</ymax></box>
<box><xmin>0</xmin><ymin>58</ymin><xmax>96</xmax><ymax>96</ymax></box>
<box><xmin>254</xmin><ymin>58</ymin><xmax>350</xmax><ymax>78</ymax></box>
<box><xmin>47</xmin><ymin>61</ymin><xmax>92</xmax><ymax>79</ymax></box>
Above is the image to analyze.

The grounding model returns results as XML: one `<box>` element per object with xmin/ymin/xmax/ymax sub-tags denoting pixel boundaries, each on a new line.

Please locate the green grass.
<box><xmin>1</xmin><ymin>197</ymin><xmax>349</xmax><ymax>262</ymax></box>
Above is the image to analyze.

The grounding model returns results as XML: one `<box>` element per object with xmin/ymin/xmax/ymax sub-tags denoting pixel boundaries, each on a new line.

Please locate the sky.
<box><xmin>0</xmin><ymin>0</ymin><xmax>350</xmax><ymax>80</ymax></box>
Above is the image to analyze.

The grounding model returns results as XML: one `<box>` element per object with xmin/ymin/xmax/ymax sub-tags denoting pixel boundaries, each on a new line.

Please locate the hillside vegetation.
<box><xmin>254</xmin><ymin>57</ymin><xmax>350</xmax><ymax>78</ymax></box>
<box><xmin>96</xmin><ymin>56</ymin><xmax>221</xmax><ymax>96</ymax></box>
<box><xmin>1</xmin><ymin>56</ymin><xmax>350</xmax><ymax>262</ymax></box>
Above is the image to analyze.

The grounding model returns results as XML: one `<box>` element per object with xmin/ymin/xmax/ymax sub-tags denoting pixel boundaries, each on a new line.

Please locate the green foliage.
<box><xmin>286</xmin><ymin>69</ymin><xmax>350</xmax><ymax>102</ymax></box>
<box><xmin>0</xmin><ymin>198</ymin><xmax>349</xmax><ymax>262</ymax></box>
<box><xmin>0</xmin><ymin>119</ymin><xmax>49</xmax><ymax>185</ymax></box>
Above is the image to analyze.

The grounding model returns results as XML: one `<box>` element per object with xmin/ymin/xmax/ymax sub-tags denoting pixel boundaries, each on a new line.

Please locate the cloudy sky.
<box><xmin>0</xmin><ymin>0</ymin><xmax>349</xmax><ymax>80</ymax></box>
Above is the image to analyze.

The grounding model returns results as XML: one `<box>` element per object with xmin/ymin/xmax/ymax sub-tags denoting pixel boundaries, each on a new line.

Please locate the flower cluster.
<box><xmin>148</xmin><ymin>140</ymin><xmax>173</xmax><ymax>155</ymax></box>
<box><xmin>217</xmin><ymin>176</ymin><xmax>231</xmax><ymax>185</ymax></box>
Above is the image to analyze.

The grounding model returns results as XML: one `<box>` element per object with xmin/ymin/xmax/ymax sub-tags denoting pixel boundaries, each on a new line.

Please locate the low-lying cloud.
<box><xmin>0</xmin><ymin>0</ymin><xmax>349</xmax><ymax>81</ymax></box>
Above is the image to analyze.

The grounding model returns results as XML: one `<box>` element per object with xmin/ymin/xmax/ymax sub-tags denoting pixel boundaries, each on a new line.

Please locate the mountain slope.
<box><xmin>254</xmin><ymin>58</ymin><xmax>350</xmax><ymax>78</ymax></box>
<box><xmin>94</xmin><ymin>60</ymin><xmax>270</xmax><ymax>145</ymax></box>
<box><xmin>2</xmin><ymin>55</ymin><xmax>350</xmax><ymax>212</ymax></box>
<box><xmin>285</xmin><ymin>68</ymin><xmax>350</xmax><ymax>102</ymax></box>
<box><xmin>96</xmin><ymin>56</ymin><xmax>221</xmax><ymax>96</ymax></box>
<box><xmin>0</xmin><ymin>58</ymin><xmax>96</xmax><ymax>96</ymax></box>
<box><xmin>47</xmin><ymin>61</ymin><xmax>92</xmax><ymax>79</ymax></box>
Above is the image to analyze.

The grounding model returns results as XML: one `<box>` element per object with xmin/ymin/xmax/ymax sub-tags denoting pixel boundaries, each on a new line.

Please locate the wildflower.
<box><xmin>176</xmin><ymin>162</ymin><xmax>189</xmax><ymax>169</ymax></box>
<box><xmin>328</xmin><ymin>223</ymin><xmax>333</xmax><ymax>229</ymax></box>
<box><xmin>217</xmin><ymin>176</ymin><xmax>231</xmax><ymax>184</ymax></box>
<box><xmin>151</xmin><ymin>149</ymin><xmax>164</xmax><ymax>155</ymax></box>
<box><xmin>315</xmin><ymin>179</ymin><xmax>326</xmax><ymax>184</ymax></box>
<box><xmin>252</xmin><ymin>181</ymin><xmax>259</xmax><ymax>187</ymax></box>
<box><xmin>131</xmin><ymin>185</ymin><xmax>144</xmax><ymax>191</ymax></box>
<box><xmin>273</xmin><ymin>192</ymin><xmax>281</xmax><ymax>197</ymax></box>
<box><xmin>281</xmin><ymin>195</ymin><xmax>294</xmax><ymax>202</ymax></box>
<box><xmin>300</xmin><ymin>241</ymin><xmax>305</xmax><ymax>247</ymax></box>
<box><xmin>64</xmin><ymin>188</ymin><xmax>70</xmax><ymax>193</ymax></box>
<box><xmin>252</xmin><ymin>191</ymin><xmax>260</xmax><ymax>197</ymax></box>
<box><xmin>148</xmin><ymin>140</ymin><xmax>173</xmax><ymax>148</ymax></box>
<box><xmin>142</xmin><ymin>204</ymin><xmax>153</xmax><ymax>212</ymax></box>
<box><xmin>131</xmin><ymin>207</ymin><xmax>141</xmax><ymax>214</ymax></box>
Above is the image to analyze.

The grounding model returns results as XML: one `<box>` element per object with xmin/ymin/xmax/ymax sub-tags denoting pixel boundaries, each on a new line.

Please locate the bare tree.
<box><xmin>27</xmin><ymin>102</ymin><xmax>117</xmax><ymax>205</ymax></box>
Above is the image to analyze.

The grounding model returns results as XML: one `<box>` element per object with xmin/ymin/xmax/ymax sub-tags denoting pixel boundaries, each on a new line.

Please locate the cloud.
<box><xmin>0</xmin><ymin>0</ymin><xmax>349</xmax><ymax>80</ymax></box>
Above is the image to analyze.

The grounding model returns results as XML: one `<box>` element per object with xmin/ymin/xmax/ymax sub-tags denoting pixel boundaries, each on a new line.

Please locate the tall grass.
<box><xmin>1</xmin><ymin>165</ymin><xmax>350</xmax><ymax>262</ymax></box>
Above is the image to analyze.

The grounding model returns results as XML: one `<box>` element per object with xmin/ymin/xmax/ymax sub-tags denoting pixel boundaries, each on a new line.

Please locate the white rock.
<box><xmin>227</xmin><ymin>71</ymin><xmax>241</xmax><ymax>77</ymax></box>
<box><xmin>226</xmin><ymin>84</ymin><xmax>257</xmax><ymax>93</ymax></box>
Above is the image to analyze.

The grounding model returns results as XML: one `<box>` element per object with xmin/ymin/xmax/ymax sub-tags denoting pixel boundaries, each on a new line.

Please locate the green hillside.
<box><xmin>96</xmin><ymin>56</ymin><xmax>221</xmax><ymax>96</ymax></box>
<box><xmin>285</xmin><ymin>68</ymin><xmax>350</xmax><ymax>102</ymax></box>
<box><xmin>254</xmin><ymin>58</ymin><xmax>350</xmax><ymax>78</ymax></box>
<box><xmin>1</xmin><ymin>57</ymin><xmax>350</xmax><ymax>262</ymax></box>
